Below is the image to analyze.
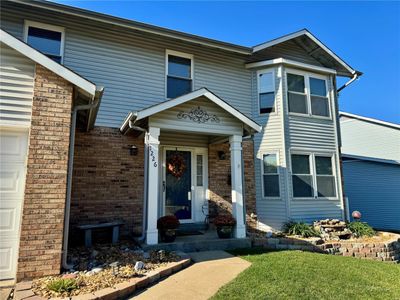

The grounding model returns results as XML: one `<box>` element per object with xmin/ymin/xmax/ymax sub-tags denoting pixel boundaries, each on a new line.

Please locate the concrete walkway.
<box><xmin>132</xmin><ymin>251</ymin><xmax>251</xmax><ymax>300</ymax></box>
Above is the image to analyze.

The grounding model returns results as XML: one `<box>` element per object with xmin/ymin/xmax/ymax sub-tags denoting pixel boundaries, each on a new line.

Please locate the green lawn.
<box><xmin>212</xmin><ymin>249</ymin><xmax>400</xmax><ymax>300</ymax></box>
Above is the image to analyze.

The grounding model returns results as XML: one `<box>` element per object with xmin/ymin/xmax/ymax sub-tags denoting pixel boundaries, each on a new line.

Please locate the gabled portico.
<box><xmin>121</xmin><ymin>88</ymin><xmax>261</xmax><ymax>245</ymax></box>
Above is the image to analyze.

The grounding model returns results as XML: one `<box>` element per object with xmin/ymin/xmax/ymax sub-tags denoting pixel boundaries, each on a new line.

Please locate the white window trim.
<box><xmin>260</xmin><ymin>151</ymin><xmax>281</xmax><ymax>200</ymax></box>
<box><xmin>289</xmin><ymin>150</ymin><xmax>339</xmax><ymax>201</ymax></box>
<box><xmin>314</xmin><ymin>153</ymin><xmax>338</xmax><ymax>200</ymax></box>
<box><xmin>257</xmin><ymin>68</ymin><xmax>278</xmax><ymax>116</ymax></box>
<box><xmin>165</xmin><ymin>49</ymin><xmax>194</xmax><ymax>99</ymax></box>
<box><xmin>286</xmin><ymin>68</ymin><xmax>332</xmax><ymax>120</ymax></box>
<box><xmin>23</xmin><ymin>20</ymin><xmax>65</xmax><ymax>64</ymax></box>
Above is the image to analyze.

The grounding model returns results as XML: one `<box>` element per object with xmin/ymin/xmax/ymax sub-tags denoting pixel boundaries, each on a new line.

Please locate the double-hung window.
<box><xmin>291</xmin><ymin>154</ymin><xmax>313</xmax><ymax>197</ymax></box>
<box><xmin>287</xmin><ymin>73</ymin><xmax>307</xmax><ymax>114</ymax></box>
<box><xmin>287</xmin><ymin>72</ymin><xmax>330</xmax><ymax>118</ymax></box>
<box><xmin>166</xmin><ymin>51</ymin><xmax>193</xmax><ymax>99</ymax></box>
<box><xmin>315</xmin><ymin>155</ymin><xmax>336</xmax><ymax>197</ymax></box>
<box><xmin>25</xmin><ymin>21</ymin><xmax>64</xmax><ymax>63</ymax></box>
<box><xmin>258</xmin><ymin>71</ymin><xmax>275</xmax><ymax>114</ymax></box>
<box><xmin>262</xmin><ymin>153</ymin><xmax>280</xmax><ymax>197</ymax></box>
<box><xmin>291</xmin><ymin>153</ymin><xmax>337</xmax><ymax>198</ymax></box>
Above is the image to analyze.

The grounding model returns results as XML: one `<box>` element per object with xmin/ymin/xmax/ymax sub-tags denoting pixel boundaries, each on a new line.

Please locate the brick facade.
<box><xmin>208</xmin><ymin>140</ymin><xmax>257</xmax><ymax>230</ymax></box>
<box><xmin>70</xmin><ymin>128</ymin><xmax>145</xmax><ymax>238</ymax></box>
<box><xmin>17</xmin><ymin>65</ymin><xmax>73</xmax><ymax>280</ymax></box>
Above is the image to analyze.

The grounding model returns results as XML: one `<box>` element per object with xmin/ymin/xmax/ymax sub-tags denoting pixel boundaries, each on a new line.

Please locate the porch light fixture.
<box><xmin>130</xmin><ymin>145</ymin><xmax>138</xmax><ymax>156</ymax></box>
<box><xmin>218</xmin><ymin>151</ymin><xmax>226</xmax><ymax>160</ymax></box>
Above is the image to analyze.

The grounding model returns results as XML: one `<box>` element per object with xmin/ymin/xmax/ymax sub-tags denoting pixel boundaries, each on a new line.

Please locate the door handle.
<box><xmin>163</xmin><ymin>181</ymin><xmax>166</xmax><ymax>192</ymax></box>
<box><xmin>188</xmin><ymin>191</ymin><xmax>191</xmax><ymax>201</ymax></box>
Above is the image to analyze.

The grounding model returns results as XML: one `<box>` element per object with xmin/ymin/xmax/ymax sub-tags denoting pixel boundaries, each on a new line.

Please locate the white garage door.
<box><xmin>0</xmin><ymin>129</ymin><xmax>28</xmax><ymax>280</ymax></box>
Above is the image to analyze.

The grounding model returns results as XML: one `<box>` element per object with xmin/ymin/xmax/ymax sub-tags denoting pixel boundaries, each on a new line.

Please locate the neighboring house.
<box><xmin>0</xmin><ymin>0</ymin><xmax>361</xmax><ymax>282</ymax></box>
<box><xmin>339</xmin><ymin>112</ymin><xmax>400</xmax><ymax>232</ymax></box>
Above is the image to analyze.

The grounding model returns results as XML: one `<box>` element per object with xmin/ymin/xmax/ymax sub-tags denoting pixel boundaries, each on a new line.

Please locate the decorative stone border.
<box><xmin>252</xmin><ymin>234</ymin><xmax>400</xmax><ymax>263</ymax></box>
<box><xmin>14</xmin><ymin>257</ymin><xmax>191</xmax><ymax>300</ymax></box>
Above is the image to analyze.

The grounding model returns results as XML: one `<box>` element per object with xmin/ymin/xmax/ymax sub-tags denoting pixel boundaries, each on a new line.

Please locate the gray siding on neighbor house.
<box><xmin>340</xmin><ymin>117</ymin><xmax>400</xmax><ymax>162</ymax></box>
<box><xmin>343</xmin><ymin>160</ymin><xmax>400</xmax><ymax>231</ymax></box>
<box><xmin>1</xmin><ymin>3</ymin><xmax>252</xmax><ymax>128</ymax></box>
<box><xmin>0</xmin><ymin>43</ymin><xmax>35</xmax><ymax>127</ymax></box>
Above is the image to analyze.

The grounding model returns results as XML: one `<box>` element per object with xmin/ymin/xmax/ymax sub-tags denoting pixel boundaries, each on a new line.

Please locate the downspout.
<box><xmin>62</xmin><ymin>93</ymin><xmax>101</xmax><ymax>270</ymax></box>
<box><xmin>127</xmin><ymin>120</ymin><xmax>149</xmax><ymax>243</ymax></box>
<box><xmin>337</xmin><ymin>72</ymin><xmax>361</xmax><ymax>93</ymax></box>
<box><xmin>335</xmin><ymin>71</ymin><xmax>362</xmax><ymax>221</ymax></box>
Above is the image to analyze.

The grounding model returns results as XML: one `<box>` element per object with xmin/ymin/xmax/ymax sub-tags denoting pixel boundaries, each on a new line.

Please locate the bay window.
<box><xmin>315</xmin><ymin>156</ymin><xmax>336</xmax><ymax>197</ymax></box>
<box><xmin>166</xmin><ymin>50</ymin><xmax>193</xmax><ymax>99</ymax></box>
<box><xmin>262</xmin><ymin>153</ymin><xmax>280</xmax><ymax>197</ymax></box>
<box><xmin>287</xmin><ymin>73</ymin><xmax>307</xmax><ymax>114</ymax></box>
<box><xmin>291</xmin><ymin>154</ymin><xmax>313</xmax><ymax>197</ymax></box>
<box><xmin>258</xmin><ymin>71</ymin><xmax>276</xmax><ymax>114</ymax></box>
<box><xmin>291</xmin><ymin>153</ymin><xmax>337</xmax><ymax>199</ymax></box>
<box><xmin>287</xmin><ymin>72</ymin><xmax>330</xmax><ymax>118</ymax></box>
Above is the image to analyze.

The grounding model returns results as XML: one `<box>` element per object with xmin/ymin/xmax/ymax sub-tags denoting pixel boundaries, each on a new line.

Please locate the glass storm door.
<box><xmin>165</xmin><ymin>150</ymin><xmax>192</xmax><ymax>221</ymax></box>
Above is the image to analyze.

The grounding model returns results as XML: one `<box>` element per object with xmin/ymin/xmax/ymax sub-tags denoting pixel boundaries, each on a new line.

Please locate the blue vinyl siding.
<box><xmin>343</xmin><ymin>160</ymin><xmax>400</xmax><ymax>232</ymax></box>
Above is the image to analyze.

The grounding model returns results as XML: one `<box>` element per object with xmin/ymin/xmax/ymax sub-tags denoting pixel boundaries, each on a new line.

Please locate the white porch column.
<box><xmin>229</xmin><ymin>135</ymin><xmax>246</xmax><ymax>238</ymax></box>
<box><xmin>146</xmin><ymin>127</ymin><xmax>160</xmax><ymax>245</ymax></box>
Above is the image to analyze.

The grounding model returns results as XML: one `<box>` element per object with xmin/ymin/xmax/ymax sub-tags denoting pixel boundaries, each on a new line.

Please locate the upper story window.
<box><xmin>166</xmin><ymin>50</ymin><xmax>193</xmax><ymax>99</ymax></box>
<box><xmin>262</xmin><ymin>153</ymin><xmax>280</xmax><ymax>197</ymax></box>
<box><xmin>24</xmin><ymin>21</ymin><xmax>64</xmax><ymax>63</ymax></box>
<box><xmin>287</xmin><ymin>72</ymin><xmax>330</xmax><ymax>118</ymax></box>
<box><xmin>291</xmin><ymin>153</ymin><xmax>337</xmax><ymax>199</ymax></box>
<box><xmin>258</xmin><ymin>71</ymin><xmax>275</xmax><ymax>114</ymax></box>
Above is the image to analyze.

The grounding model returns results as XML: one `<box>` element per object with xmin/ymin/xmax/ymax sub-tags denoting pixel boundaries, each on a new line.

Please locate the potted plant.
<box><xmin>157</xmin><ymin>215</ymin><xmax>180</xmax><ymax>242</ymax></box>
<box><xmin>214</xmin><ymin>214</ymin><xmax>236</xmax><ymax>239</ymax></box>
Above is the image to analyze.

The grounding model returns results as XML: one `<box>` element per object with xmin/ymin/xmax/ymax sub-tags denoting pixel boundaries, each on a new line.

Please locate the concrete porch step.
<box><xmin>142</xmin><ymin>237</ymin><xmax>251</xmax><ymax>252</ymax></box>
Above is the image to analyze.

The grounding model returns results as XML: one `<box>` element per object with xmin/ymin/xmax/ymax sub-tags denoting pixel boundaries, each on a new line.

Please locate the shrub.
<box><xmin>157</xmin><ymin>215</ymin><xmax>180</xmax><ymax>230</ymax></box>
<box><xmin>47</xmin><ymin>278</ymin><xmax>78</xmax><ymax>293</ymax></box>
<box><xmin>214</xmin><ymin>215</ymin><xmax>236</xmax><ymax>227</ymax></box>
<box><xmin>347</xmin><ymin>221</ymin><xmax>375</xmax><ymax>237</ymax></box>
<box><xmin>283</xmin><ymin>221</ymin><xmax>320</xmax><ymax>238</ymax></box>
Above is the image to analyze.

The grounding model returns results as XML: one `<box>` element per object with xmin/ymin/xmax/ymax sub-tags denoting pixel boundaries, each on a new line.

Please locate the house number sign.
<box><xmin>149</xmin><ymin>145</ymin><xmax>157</xmax><ymax>167</ymax></box>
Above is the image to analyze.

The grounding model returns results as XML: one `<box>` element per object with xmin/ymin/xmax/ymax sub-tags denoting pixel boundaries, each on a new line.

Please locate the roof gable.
<box><xmin>252</xmin><ymin>29</ymin><xmax>360</xmax><ymax>77</ymax></box>
<box><xmin>121</xmin><ymin>88</ymin><xmax>262</xmax><ymax>134</ymax></box>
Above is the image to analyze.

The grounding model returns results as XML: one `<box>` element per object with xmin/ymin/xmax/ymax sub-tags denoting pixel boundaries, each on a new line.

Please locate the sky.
<box><xmin>54</xmin><ymin>0</ymin><xmax>400</xmax><ymax>124</ymax></box>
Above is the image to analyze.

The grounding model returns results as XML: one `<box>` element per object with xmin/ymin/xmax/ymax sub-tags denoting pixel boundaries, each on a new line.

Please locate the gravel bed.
<box><xmin>32</xmin><ymin>243</ymin><xmax>180</xmax><ymax>298</ymax></box>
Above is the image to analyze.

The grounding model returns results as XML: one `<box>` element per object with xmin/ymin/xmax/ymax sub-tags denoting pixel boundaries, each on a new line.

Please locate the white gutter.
<box><xmin>245</xmin><ymin>58</ymin><xmax>337</xmax><ymax>75</ymax></box>
<box><xmin>337</xmin><ymin>72</ymin><xmax>360</xmax><ymax>93</ymax></box>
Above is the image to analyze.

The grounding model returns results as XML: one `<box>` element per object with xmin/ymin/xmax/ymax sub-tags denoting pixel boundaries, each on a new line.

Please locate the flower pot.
<box><xmin>216</xmin><ymin>225</ymin><xmax>234</xmax><ymax>239</ymax></box>
<box><xmin>160</xmin><ymin>229</ymin><xmax>177</xmax><ymax>242</ymax></box>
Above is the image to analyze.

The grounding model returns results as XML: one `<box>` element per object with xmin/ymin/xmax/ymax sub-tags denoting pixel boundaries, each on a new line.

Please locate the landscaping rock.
<box><xmin>134</xmin><ymin>261</ymin><xmax>145</xmax><ymax>271</ymax></box>
<box><xmin>62</xmin><ymin>273</ymin><xmax>77</xmax><ymax>279</ymax></box>
<box><xmin>87</xmin><ymin>267</ymin><xmax>103</xmax><ymax>275</ymax></box>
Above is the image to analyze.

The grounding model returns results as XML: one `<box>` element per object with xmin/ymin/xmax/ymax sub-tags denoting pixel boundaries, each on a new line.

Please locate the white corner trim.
<box><xmin>252</xmin><ymin>30</ymin><xmax>356</xmax><ymax>75</ymax></box>
<box><xmin>0</xmin><ymin>29</ymin><xmax>96</xmax><ymax>96</ymax></box>
<box><xmin>246</xmin><ymin>58</ymin><xmax>337</xmax><ymax>75</ymax></box>
<box><xmin>130</xmin><ymin>88</ymin><xmax>262</xmax><ymax>133</ymax></box>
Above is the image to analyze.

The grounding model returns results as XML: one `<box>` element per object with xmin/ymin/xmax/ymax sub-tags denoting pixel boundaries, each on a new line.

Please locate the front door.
<box><xmin>164</xmin><ymin>149</ymin><xmax>193</xmax><ymax>222</ymax></box>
